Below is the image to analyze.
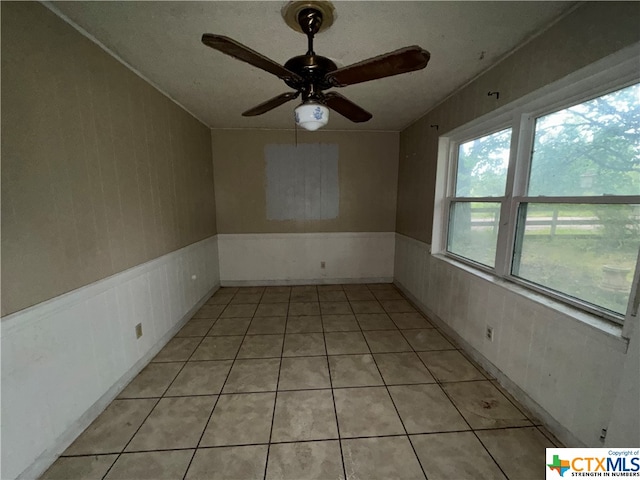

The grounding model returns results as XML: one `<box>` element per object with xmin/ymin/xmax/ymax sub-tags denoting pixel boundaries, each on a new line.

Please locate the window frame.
<box><xmin>445</xmin><ymin>125</ymin><xmax>513</xmax><ymax>270</ymax></box>
<box><xmin>433</xmin><ymin>45</ymin><xmax>640</xmax><ymax>329</ymax></box>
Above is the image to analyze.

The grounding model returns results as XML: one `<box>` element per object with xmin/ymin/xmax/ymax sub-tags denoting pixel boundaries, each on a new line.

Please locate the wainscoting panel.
<box><xmin>218</xmin><ymin>232</ymin><xmax>395</xmax><ymax>285</ymax></box>
<box><xmin>2</xmin><ymin>236</ymin><xmax>220</xmax><ymax>480</ymax></box>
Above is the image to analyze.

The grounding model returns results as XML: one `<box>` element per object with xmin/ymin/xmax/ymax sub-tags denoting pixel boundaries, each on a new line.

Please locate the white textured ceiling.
<box><xmin>50</xmin><ymin>1</ymin><xmax>574</xmax><ymax>131</ymax></box>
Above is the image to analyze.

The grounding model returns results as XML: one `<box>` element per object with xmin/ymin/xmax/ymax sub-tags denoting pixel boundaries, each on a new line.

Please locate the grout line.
<box><xmin>473</xmin><ymin>434</ymin><xmax>511</xmax><ymax>479</ymax></box>
<box><xmin>112</xmin><ymin>379</ymin><xmax>520</xmax><ymax>402</ymax></box>
<box><xmin>408</xmin><ymin>322</ymin><xmax>511</xmax><ymax>479</ymax></box>
<box><xmin>181</xmin><ymin>287</ymin><xmax>261</xmax><ymax>480</ymax></box>
<box><xmin>64</xmin><ymin>448</ymin><xmax>196</xmax><ymax>459</ymax></box>
<box><xmin>323</xmin><ymin>317</ymin><xmax>348</xmax><ymax>480</ymax></box>
<box><xmin>91</xmin><ymin>383</ymin><xmax>546</xmax><ymax>403</ymax></box>
<box><xmin>263</xmin><ymin>294</ymin><xmax>289</xmax><ymax>480</ymax></box>
<box><xmin>350</xmin><ymin>288</ymin><xmax>429</xmax><ymax>480</ymax></box>
<box><xmin>62</xmin><ymin>424</ymin><xmax>545</xmax><ymax>459</ymax></box>
<box><xmin>100</xmin><ymin>298</ymin><xmax>228</xmax><ymax>480</ymax></box>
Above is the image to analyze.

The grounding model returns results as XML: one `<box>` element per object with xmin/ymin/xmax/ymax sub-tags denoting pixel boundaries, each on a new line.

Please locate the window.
<box><xmin>447</xmin><ymin>129</ymin><xmax>510</xmax><ymax>268</ymax></box>
<box><xmin>441</xmin><ymin>73</ymin><xmax>640</xmax><ymax>324</ymax></box>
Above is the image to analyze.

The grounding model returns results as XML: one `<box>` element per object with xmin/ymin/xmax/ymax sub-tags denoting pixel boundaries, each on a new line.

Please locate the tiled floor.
<box><xmin>41</xmin><ymin>284</ymin><xmax>560</xmax><ymax>480</ymax></box>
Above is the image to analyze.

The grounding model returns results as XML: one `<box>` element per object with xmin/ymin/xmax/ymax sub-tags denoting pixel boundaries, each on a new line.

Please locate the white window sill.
<box><xmin>432</xmin><ymin>252</ymin><xmax>630</xmax><ymax>354</ymax></box>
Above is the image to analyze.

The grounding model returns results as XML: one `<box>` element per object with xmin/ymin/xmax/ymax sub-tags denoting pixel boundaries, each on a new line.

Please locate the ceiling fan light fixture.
<box><xmin>294</xmin><ymin>100</ymin><xmax>329</xmax><ymax>131</ymax></box>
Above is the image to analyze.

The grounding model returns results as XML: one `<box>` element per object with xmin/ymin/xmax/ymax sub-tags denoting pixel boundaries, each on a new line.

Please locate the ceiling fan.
<box><xmin>201</xmin><ymin>1</ymin><xmax>431</xmax><ymax>130</ymax></box>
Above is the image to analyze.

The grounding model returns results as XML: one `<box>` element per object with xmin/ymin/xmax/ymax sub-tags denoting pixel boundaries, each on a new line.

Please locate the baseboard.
<box><xmin>394</xmin><ymin>279</ymin><xmax>583</xmax><ymax>448</ymax></box>
<box><xmin>221</xmin><ymin>277</ymin><xmax>394</xmax><ymax>287</ymax></box>
<box><xmin>17</xmin><ymin>283</ymin><xmax>219</xmax><ymax>480</ymax></box>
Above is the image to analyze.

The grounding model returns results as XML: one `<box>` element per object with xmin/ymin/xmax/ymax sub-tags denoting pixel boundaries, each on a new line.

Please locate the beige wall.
<box><xmin>396</xmin><ymin>1</ymin><xmax>640</xmax><ymax>242</ymax></box>
<box><xmin>212</xmin><ymin>129</ymin><xmax>399</xmax><ymax>233</ymax></box>
<box><xmin>1</xmin><ymin>2</ymin><xmax>217</xmax><ymax>316</ymax></box>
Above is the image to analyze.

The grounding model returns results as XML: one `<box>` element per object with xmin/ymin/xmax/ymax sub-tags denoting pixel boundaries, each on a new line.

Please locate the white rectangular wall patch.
<box><xmin>265</xmin><ymin>143</ymin><xmax>339</xmax><ymax>221</ymax></box>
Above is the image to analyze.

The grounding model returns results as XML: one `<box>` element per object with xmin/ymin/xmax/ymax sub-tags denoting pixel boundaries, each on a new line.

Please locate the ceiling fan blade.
<box><xmin>242</xmin><ymin>92</ymin><xmax>300</xmax><ymax>116</ymax></box>
<box><xmin>323</xmin><ymin>92</ymin><xmax>372</xmax><ymax>123</ymax></box>
<box><xmin>326</xmin><ymin>46</ymin><xmax>430</xmax><ymax>87</ymax></box>
<box><xmin>202</xmin><ymin>34</ymin><xmax>302</xmax><ymax>82</ymax></box>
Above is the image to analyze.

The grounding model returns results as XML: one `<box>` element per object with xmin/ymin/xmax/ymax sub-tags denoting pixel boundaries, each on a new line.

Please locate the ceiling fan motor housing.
<box><xmin>284</xmin><ymin>54</ymin><xmax>337</xmax><ymax>99</ymax></box>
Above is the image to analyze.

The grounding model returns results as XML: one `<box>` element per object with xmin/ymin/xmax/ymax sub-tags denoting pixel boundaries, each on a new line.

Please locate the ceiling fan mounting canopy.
<box><xmin>281</xmin><ymin>1</ymin><xmax>336</xmax><ymax>35</ymax></box>
<box><xmin>201</xmin><ymin>0</ymin><xmax>430</xmax><ymax>125</ymax></box>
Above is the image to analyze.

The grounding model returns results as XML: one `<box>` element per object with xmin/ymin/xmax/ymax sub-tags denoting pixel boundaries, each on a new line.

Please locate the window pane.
<box><xmin>447</xmin><ymin>202</ymin><xmax>501</xmax><ymax>268</ymax></box>
<box><xmin>455</xmin><ymin>128</ymin><xmax>511</xmax><ymax>197</ymax></box>
<box><xmin>528</xmin><ymin>83</ymin><xmax>640</xmax><ymax>197</ymax></box>
<box><xmin>512</xmin><ymin>203</ymin><xmax>640</xmax><ymax>316</ymax></box>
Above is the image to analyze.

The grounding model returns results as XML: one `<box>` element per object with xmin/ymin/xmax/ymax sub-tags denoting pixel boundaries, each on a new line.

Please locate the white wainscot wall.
<box><xmin>394</xmin><ymin>233</ymin><xmax>632</xmax><ymax>448</ymax></box>
<box><xmin>1</xmin><ymin>236</ymin><xmax>220</xmax><ymax>480</ymax></box>
<box><xmin>218</xmin><ymin>232</ymin><xmax>395</xmax><ymax>285</ymax></box>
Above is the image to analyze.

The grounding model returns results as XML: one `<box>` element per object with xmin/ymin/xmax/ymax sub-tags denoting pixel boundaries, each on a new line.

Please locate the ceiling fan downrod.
<box><xmin>298</xmin><ymin>8</ymin><xmax>323</xmax><ymax>55</ymax></box>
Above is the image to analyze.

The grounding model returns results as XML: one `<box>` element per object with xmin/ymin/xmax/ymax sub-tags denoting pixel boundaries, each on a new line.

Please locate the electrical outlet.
<box><xmin>321</xmin><ymin>261</ymin><xmax>326</xmax><ymax>269</ymax></box>
<box><xmin>486</xmin><ymin>326</ymin><xmax>494</xmax><ymax>342</ymax></box>
<box><xmin>135</xmin><ymin>323</ymin><xmax>143</xmax><ymax>339</ymax></box>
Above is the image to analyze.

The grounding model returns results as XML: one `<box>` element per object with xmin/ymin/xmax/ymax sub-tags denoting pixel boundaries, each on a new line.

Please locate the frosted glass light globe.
<box><xmin>294</xmin><ymin>101</ymin><xmax>329</xmax><ymax>131</ymax></box>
